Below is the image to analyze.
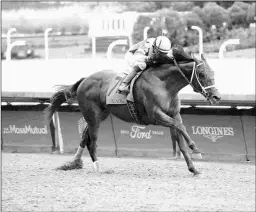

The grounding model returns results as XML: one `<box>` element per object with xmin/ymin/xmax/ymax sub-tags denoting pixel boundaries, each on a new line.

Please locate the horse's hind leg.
<box><xmin>66</xmin><ymin>110</ymin><xmax>106</xmax><ymax>172</ymax></box>
<box><xmin>170</xmin><ymin>128</ymin><xmax>182</xmax><ymax>159</ymax></box>
<box><xmin>86</xmin><ymin>123</ymin><xmax>101</xmax><ymax>172</ymax></box>
<box><xmin>74</xmin><ymin>126</ymin><xmax>90</xmax><ymax>160</ymax></box>
<box><xmin>56</xmin><ymin>108</ymin><xmax>107</xmax><ymax>172</ymax></box>
<box><xmin>56</xmin><ymin>126</ymin><xmax>89</xmax><ymax>170</ymax></box>
<box><xmin>82</xmin><ymin>105</ymin><xmax>109</xmax><ymax>172</ymax></box>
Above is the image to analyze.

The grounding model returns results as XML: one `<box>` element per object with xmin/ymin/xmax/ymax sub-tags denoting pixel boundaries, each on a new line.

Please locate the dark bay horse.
<box><xmin>44</xmin><ymin>52</ymin><xmax>220</xmax><ymax>176</ymax></box>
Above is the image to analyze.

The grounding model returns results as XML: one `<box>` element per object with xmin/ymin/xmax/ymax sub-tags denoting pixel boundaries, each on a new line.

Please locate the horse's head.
<box><xmin>189</xmin><ymin>54</ymin><xmax>221</xmax><ymax>105</ymax></box>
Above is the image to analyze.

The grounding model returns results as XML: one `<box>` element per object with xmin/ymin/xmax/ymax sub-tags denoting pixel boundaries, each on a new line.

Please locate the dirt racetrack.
<box><xmin>2</xmin><ymin>153</ymin><xmax>255</xmax><ymax>211</ymax></box>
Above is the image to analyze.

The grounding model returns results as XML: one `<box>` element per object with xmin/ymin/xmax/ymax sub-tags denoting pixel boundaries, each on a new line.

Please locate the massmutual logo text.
<box><xmin>191</xmin><ymin>126</ymin><xmax>234</xmax><ymax>142</ymax></box>
<box><xmin>3</xmin><ymin>125</ymin><xmax>48</xmax><ymax>135</ymax></box>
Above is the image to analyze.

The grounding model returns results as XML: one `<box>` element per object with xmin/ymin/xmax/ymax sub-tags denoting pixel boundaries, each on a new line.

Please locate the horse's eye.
<box><xmin>199</xmin><ymin>72</ymin><xmax>205</xmax><ymax>78</ymax></box>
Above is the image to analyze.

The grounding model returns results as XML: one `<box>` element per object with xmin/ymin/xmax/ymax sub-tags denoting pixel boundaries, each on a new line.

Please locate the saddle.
<box><xmin>106</xmin><ymin>70</ymin><xmax>144</xmax><ymax>124</ymax></box>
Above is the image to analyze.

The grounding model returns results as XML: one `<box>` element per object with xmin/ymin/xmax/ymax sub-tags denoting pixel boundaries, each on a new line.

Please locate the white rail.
<box><xmin>44</xmin><ymin>28</ymin><xmax>52</xmax><ymax>60</ymax></box>
<box><xmin>106</xmin><ymin>39</ymin><xmax>128</xmax><ymax>59</ymax></box>
<box><xmin>191</xmin><ymin>26</ymin><xmax>203</xmax><ymax>58</ymax></box>
<box><xmin>219</xmin><ymin>39</ymin><xmax>240</xmax><ymax>59</ymax></box>
<box><xmin>6</xmin><ymin>40</ymin><xmax>26</xmax><ymax>60</ymax></box>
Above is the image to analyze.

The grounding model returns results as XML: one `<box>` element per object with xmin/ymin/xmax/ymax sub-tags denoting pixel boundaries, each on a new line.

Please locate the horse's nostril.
<box><xmin>213</xmin><ymin>95</ymin><xmax>221</xmax><ymax>101</ymax></box>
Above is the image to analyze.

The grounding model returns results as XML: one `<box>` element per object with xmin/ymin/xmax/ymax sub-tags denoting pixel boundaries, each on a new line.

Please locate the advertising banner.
<box><xmin>241</xmin><ymin>115</ymin><xmax>255</xmax><ymax>160</ymax></box>
<box><xmin>58</xmin><ymin>112</ymin><xmax>116</xmax><ymax>156</ymax></box>
<box><xmin>110</xmin><ymin>116</ymin><xmax>173</xmax><ymax>157</ymax></box>
<box><xmin>182</xmin><ymin>114</ymin><xmax>247</xmax><ymax>160</ymax></box>
<box><xmin>2</xmin><ymin>110</ymin><xmax>52</xmax><ymax>152</ymax></box>
<box><xmin>2</xmin><ymin>109</ymin><xmax>253</xmax><ymax>161</ymax></box>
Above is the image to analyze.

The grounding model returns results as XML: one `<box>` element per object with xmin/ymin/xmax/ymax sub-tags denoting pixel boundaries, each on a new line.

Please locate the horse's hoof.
<box><xmin>192</xmin><ymin>153</ymin><xmax>203</xmax><ymax>160</ymax></box>
<box><xmin>170</xmin><ymin>154</ymin><xmax>183</xmax><ymax>160</ymax></box>
<box><xmin>178</xmin><ymin>154</ymin><xmax>184</xmax><ymax>159</ymax></box>
<box><xmin>55</xmin><ymin>159</ymin><xmax>83</xmax><ymax>171</ymax></box>
<box><xmin>93</xmin><ymin>161</ymin><xmax>100</xmax><ymax>172</ymax></box>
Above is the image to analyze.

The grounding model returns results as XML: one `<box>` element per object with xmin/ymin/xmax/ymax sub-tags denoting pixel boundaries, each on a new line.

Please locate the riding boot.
<box><xmin>118</xmin><ymin>66</ymin><xmax>141</xmax><ymax>94</ymax></box>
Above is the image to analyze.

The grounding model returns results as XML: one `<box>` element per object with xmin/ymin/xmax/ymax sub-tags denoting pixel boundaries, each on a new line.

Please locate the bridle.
<box><xmin>173</xmin><ymin>58</ymin><xmax>216</xmax><ymax>98</ymax></box>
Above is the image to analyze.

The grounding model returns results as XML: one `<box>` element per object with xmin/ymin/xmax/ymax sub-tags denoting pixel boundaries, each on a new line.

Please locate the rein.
<box><xmin>172</xmin><ymin>58</ymin><xmax>215</xmax><ymax>97</ymax></box>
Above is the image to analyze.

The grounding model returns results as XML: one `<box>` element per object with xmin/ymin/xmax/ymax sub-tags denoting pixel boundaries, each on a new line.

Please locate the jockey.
<box><xmin>118</xmin><ymin>35</ymin><xmax>173</xmax><ymax>94</ymax></box>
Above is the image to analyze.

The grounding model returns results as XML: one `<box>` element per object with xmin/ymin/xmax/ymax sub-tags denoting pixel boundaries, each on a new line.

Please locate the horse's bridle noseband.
<box><xmin>173</xmin><ymin>58</ymin><xmax>216</xmax><ymax>98</ymax></box>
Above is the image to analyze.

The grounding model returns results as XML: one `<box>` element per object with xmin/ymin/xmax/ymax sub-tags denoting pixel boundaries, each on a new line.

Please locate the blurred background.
<box><xmin>1</xmin><ymin>1</ymin><xmax>255</xmax><ymax>60</ymax></box>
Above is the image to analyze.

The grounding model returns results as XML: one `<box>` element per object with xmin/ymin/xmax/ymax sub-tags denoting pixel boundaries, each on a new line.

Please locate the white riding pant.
<box><xmin>124</xmin><ymin>51</ymin><xmax>147</xmax><ymax>71</ymax></box>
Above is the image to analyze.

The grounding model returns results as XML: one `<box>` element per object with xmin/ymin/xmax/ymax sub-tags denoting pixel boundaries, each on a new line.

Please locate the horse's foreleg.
<box><xmin>173</xmin><ymin>113</ymin><xmax>202</xmax><ymax>160</ymax></box>
<box><xmin>153</xmin><ymin>109</ymin><xmax>201</xmax><ymax>175</ymax></box>
<box><xmin>175</xmin><ymin>131</ymin><xmax>201</xmax><ymax>175</ymax></box>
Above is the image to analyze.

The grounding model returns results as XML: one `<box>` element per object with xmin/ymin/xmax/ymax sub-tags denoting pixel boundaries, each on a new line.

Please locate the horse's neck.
<box><xmin>154</xmin><ymin>62</ymin><xmax>194</xmax><ymax>96</ymax></box>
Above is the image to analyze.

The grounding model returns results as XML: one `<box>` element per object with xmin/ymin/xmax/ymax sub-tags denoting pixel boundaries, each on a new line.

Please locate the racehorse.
<box><xmin>44</xmin><ymin>46</ymin><xmax>221</xmax><ymax>176</ymax></box>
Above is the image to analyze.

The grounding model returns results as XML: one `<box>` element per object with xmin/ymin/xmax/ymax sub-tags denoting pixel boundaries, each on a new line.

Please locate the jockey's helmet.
<box><xmin>153</xmin><ymin>36</ymin><xmax>171</xmax><ymax>54</ymax></box>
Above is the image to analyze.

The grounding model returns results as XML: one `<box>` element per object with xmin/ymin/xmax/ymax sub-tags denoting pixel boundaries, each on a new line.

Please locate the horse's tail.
<box><xmin>44</xmin><ymin>78</ymin><xmax>85</xmax><ymax>123</ymax></box>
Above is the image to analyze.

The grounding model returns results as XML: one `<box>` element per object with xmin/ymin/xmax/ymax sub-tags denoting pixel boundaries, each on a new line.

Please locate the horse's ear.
<box><xmin>191</xmin><ymin>52</ymin><xmax>196</xmax><ymax>60</ymax></box>
<box><xmin>201</xmin><ymin>54</ymin><xmax>206</xmax><ymax>61</ymax></box>
<box><xmin>191</xmin><ymin>53</ymin><xmax>200</xmax><ymax>63</ymax></box>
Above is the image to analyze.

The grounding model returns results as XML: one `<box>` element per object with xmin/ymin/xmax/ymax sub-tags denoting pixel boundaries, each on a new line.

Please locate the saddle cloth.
<box><xmin>106</xmin><ymin>72</ymin><xmax>141</xmax><ymax>104</ymax></box>
<box><xmin>106</xmin><ymin>71</ymin><xmax>144</xmax><ymax>125</ymax></box>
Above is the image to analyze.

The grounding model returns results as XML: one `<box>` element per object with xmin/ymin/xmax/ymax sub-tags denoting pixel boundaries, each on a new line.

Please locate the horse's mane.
<box><xmin>150</xmin><ymin>44</ymin><xmax>195</xmax><ymax>68</ymax></box>
<box><xmin>172</xmin><ymin>44</ymin><xmax>194</xmax><ymax>63</ymax></box>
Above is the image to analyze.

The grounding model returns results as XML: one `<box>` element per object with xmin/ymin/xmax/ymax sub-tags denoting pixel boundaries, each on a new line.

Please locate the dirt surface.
<box><xmin>2</xmin><ymin>153</ymin><xmax>255</xmax><ymax>211</ymax></box>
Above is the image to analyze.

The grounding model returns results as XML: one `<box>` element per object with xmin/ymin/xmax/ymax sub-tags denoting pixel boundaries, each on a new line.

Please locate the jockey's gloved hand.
<box><xmin>145</xmin><ymin>56</ymin><xmax>156</xmax><ymax>66</ymax></box>
<box><xmin>146</xmin><ymin>52</ymin><xmax>161</xmax><ymax>64</ymax></box>
<box><xmin>152</xmin><ymin>53</ymin><xmax>172</xmax><ymax>65</ymax></box>
<box><xmin>151</xmin><ymin>52</ymin><xmax>162</xmax><ymax>60</ymax></box>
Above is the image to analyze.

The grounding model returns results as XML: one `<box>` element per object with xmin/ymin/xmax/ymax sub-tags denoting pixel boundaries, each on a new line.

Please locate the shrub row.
<box><xmin>132</xmin><ymin>8</ymin><xmax>255</xmax><ymax>50</ymax></box>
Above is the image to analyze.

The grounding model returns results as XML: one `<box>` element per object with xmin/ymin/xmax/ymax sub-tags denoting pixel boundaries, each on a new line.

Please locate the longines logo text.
<box><xmin>192</xmin><ymin>126</ymin><xmax>234</xmax><ymax>142</ymax></box>
<box><xmin>120</xmin><ymin>125</ymin><xmax>164</xmax><ymax>139</ymax></box>
<box><xmin>3</xmin><ymin>125</ymin><xmax>48</xmax><ymax>134</ymax></box>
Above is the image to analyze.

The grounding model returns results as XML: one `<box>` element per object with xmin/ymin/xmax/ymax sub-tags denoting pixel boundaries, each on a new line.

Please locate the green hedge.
<box><xmin>131</xmin><ymin>8</ymin><xmax>255</xmax><ymax>50</ymax></box>
<box><xmin>184</xmin><ymin>27</ymin><xmax>255</xmax><ymax>54</ymax></box>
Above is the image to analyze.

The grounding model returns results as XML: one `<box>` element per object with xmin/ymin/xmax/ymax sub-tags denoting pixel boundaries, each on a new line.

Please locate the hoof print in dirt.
<box><xmin>103</xmin><ymin>170</ymin><xmax>115</xmax><ymax>174</ymax></box>
<box><xmin>193</xmin><ymin>172</ymin><xmax>202</xmax><ymax>178</ymax></box>
<box><xmin>55</xmin><ymin>159</ymin><xmax>83</xmax><ymax>171</ymax></box>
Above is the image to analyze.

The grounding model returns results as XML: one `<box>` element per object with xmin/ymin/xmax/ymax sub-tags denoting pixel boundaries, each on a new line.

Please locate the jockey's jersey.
<box><xmin>128</xmin><ymin>38</ymin><xmax>155</xmax><ymax>57</ymax></box>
